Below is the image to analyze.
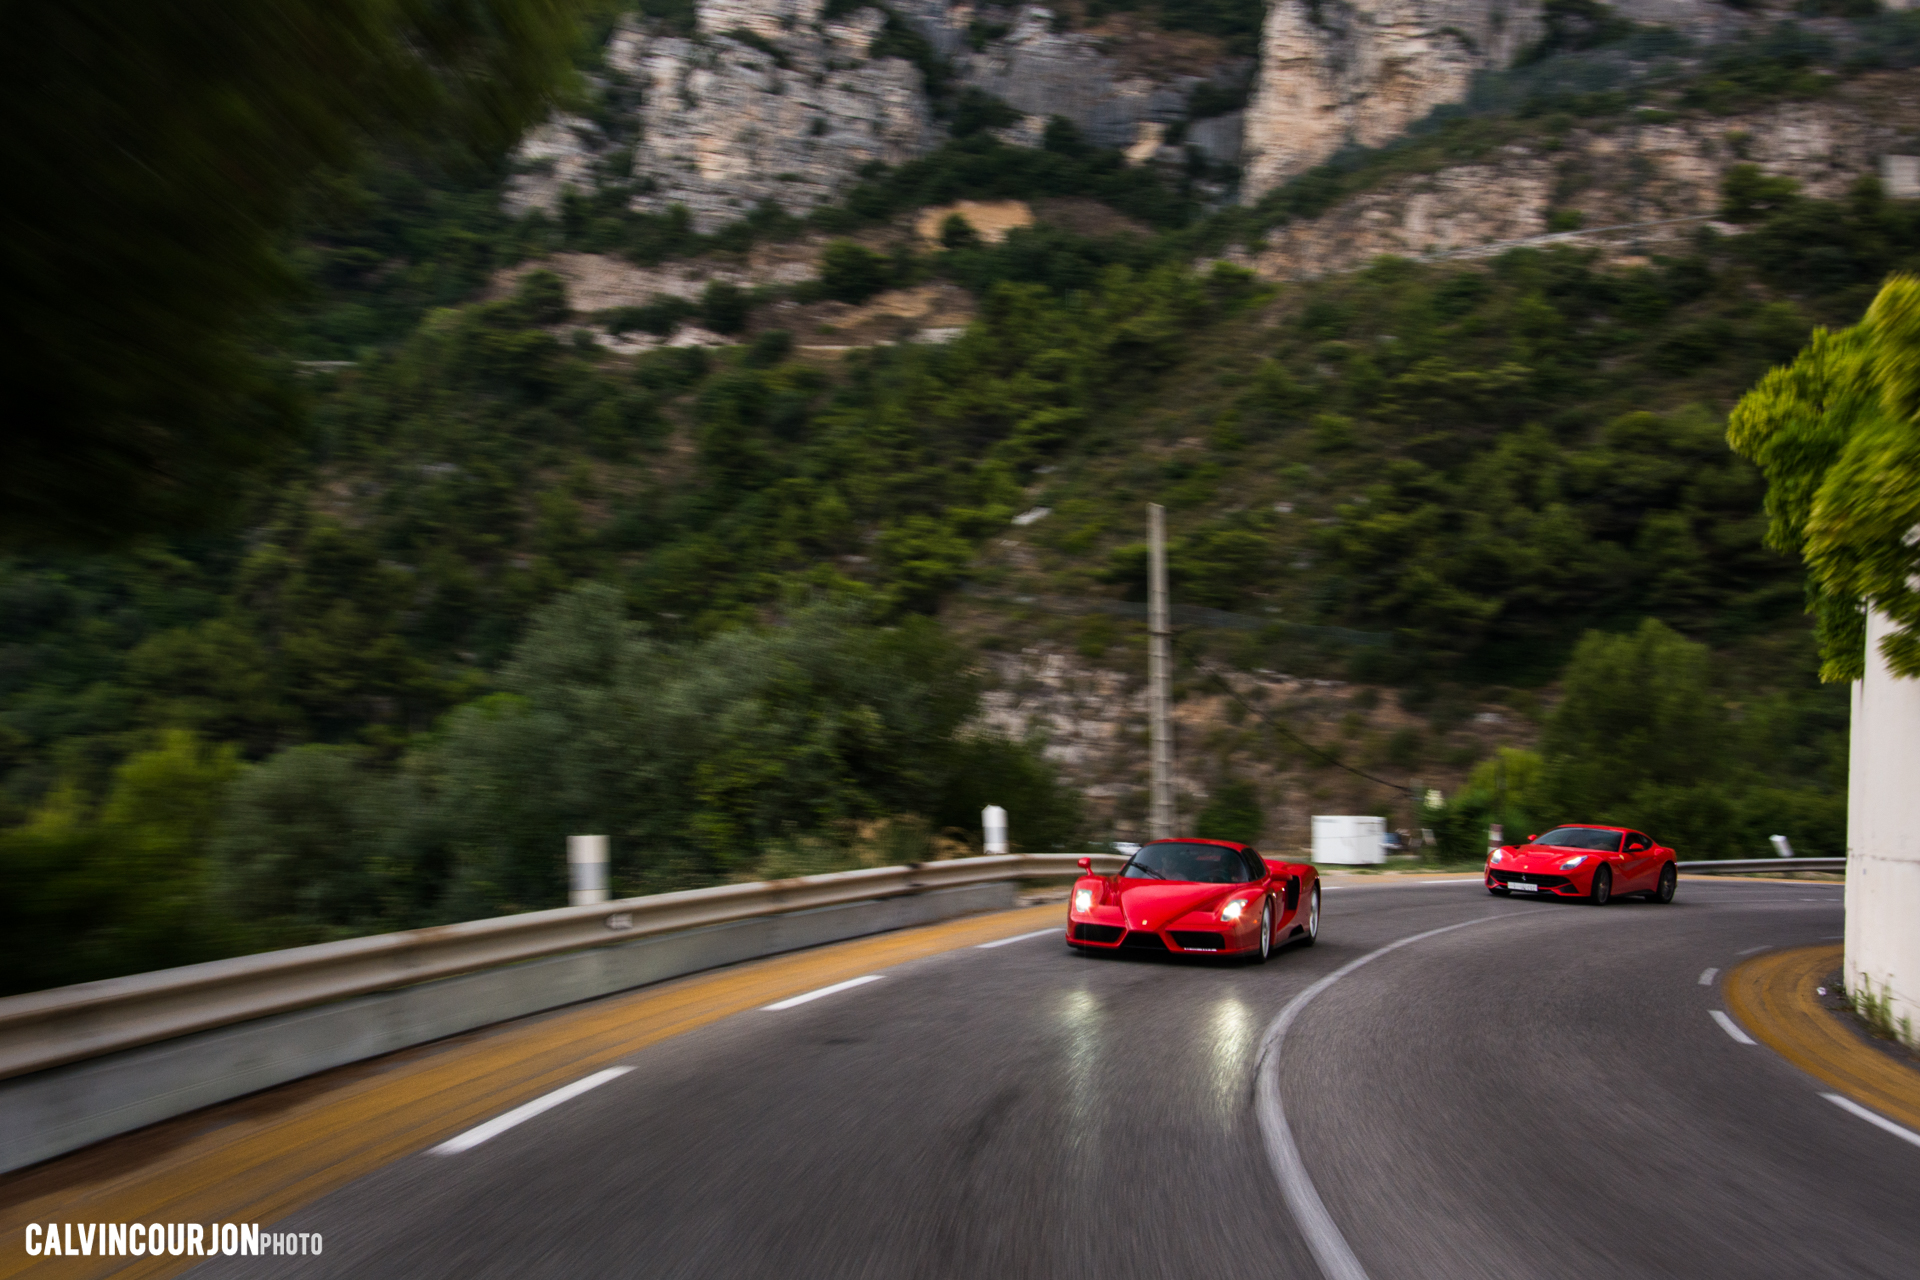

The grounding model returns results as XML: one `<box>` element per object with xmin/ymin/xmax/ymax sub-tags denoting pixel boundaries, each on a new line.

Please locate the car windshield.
<box><xmin>1121</xmin><ymin>842</ymin><xmax>1254</xmax><ymax>884</ymax></box>
<box><xmin>1533</xmin><ymin>827</ymin><xmax>1623</xmax><ymax>852</ymax></box>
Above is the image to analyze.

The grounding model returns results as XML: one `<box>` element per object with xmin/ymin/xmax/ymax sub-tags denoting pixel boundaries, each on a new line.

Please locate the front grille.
<box><xmin>1122</xmin><ymin>930</ymin><xmax>1168</xmax><ymax>950</ymax></box>
<box><xmin>1170</xmin><ymin>931</ymin><xmax>1226</xmax><ymax>951</ymax></box>
<box><xmin>1494</xmin><ymin>871</ymin><xmax>1573</xmax><ymax>889</ymax></box>
<box><xmin>1071</xmin><ymin>923</ymin><xmax>1124</xmax><ymax>944</ymax></box>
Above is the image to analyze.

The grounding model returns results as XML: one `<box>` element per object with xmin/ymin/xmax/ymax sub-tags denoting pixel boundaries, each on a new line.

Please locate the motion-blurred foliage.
<box><xmin>1</xmin><ymin>0</ymin><xmax>589</xmax><ymax>548</ymax></box>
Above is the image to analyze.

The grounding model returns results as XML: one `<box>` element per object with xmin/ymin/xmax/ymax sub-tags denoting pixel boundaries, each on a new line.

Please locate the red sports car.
<box><xmin>1066</xmin><ymin>838</ymin><xmax>1320</xmax><ymax>960</ymax></box>
<box><xmin>1486</xmin><ymin>825</ymin><xmax>1678</xmax><ymax>904</ymax></box>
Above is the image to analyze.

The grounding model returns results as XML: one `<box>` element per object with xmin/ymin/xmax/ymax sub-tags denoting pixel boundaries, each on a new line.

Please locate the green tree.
<box><xmin>1728</xmin><ymin>275</ymin><xmax>1920</xmax><ymax>680</ymax></box>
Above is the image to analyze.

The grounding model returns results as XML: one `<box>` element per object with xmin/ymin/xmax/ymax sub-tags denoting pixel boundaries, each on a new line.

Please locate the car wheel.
<box><xmin>1299</xmin><ymin>886</ymin><xmax>1320</xmax><ymax>947</ymax></box>
<box><xmin>1588</xmin><ymin>864</ymin><xmax>1612</xmax><ymax>906</ymax></box>
<box><xmin>1649</xmin><ymin>862</ymin><xmax>1677</xmax><ymax>904</ymax></box>
<box><xmin>1252</xmin><ymin>899</ymin><xmax>1272</xmax><ymax>963</ymax></box>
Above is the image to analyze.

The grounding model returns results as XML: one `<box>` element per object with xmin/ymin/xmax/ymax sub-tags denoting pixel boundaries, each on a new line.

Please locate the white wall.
<box><xmin>1846</xmin><ymin>608</ymin><xmax>1920</xmax><ymax>1044</ymax></box>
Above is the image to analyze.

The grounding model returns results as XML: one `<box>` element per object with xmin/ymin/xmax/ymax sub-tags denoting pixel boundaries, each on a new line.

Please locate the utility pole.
<box><xmin>1148</xmin><ymin>503</ymin><xmax>1175</xmax><ymax>839</ymax></box>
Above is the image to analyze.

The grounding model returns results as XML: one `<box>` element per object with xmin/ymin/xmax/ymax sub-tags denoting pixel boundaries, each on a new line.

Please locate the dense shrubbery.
<box><xmin>0</xmin><ymin>589</ymin><xmax>1083</xmax><ymax>995</ymax></box>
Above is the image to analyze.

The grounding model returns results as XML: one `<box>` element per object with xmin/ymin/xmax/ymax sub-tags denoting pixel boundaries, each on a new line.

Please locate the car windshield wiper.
<box><xmin>1123</xmin><ymin>862</ymin><xmax>1166</xmax><ymax>879</ymax></box>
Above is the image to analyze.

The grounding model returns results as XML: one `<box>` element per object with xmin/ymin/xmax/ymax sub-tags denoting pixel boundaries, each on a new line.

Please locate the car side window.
<box><xmin>1242</xmin><ymin>848</ymin><xmax>1267</xmax><ymax>880</ymax></box>
<box><xmin>1626</xmin><ymin>833</ymin><xmax>1650</xmax><ymax>852</ymax></box>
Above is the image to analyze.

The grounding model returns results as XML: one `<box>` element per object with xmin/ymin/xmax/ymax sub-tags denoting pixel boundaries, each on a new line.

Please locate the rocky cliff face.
<box><xmin>1238</xmin><ymin>0</ymin><xmax>1751</xmax><ymax>201</ymax></box>
<box><xmin>1236</xmin><ymin>74</ymin><xmax>1920</xmax><ymax>279</ymax></box>
<box><xmin>506</xmin><ymin>2</ymin><xmax>1248</xmax><ymax>228</ymax></box>
<box><xmin>1242</xmin><ymin>0</ymin><xmax>1543</xmax><ymax>200</ymax></box>
<box><xmin>621</xmin><ymin>1</ymin><xmax>933</xmax><ymax>231</ymax></box>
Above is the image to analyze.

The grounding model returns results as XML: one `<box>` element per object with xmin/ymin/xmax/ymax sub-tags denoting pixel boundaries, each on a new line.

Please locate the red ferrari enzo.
<box><xmin>1066</xmin><ymin>838</ymin><xmax>1320</xmax><ymax>961</ymax></box>
<box><xmin>1486</xmin><ymin>825</ymin><xmax>1678</xmax><ymax>904</ymax></box>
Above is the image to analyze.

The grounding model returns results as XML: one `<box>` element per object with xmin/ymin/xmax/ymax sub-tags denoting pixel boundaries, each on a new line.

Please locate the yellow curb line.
<box><xmin>1724</xmin><ymin>944</ymin><xmax>1920</xmax><ymax>1136</ymax></box>
<box><xmin>0</xmin><ymin>902</ymin><xmax>1064</xmax><ymax>1279</ymax></box>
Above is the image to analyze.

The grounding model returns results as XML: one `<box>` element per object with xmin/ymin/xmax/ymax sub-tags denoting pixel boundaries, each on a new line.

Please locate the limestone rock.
<box><xmin>503</xmin><ymin>115</ymin><xmax>604</xmax><ymax>217</ymax></box>
<box><xmin>1243</xmin><ymin>0</ymin><xmax>1545</xmax><ymax>201</ymax></box>
<box><xmin>1245</xmin><ymin>78</ymin><xmax>1920</xmax><ymax>280</ymax></box>
<box><xmin>628</xmin><ymin>3</ymin><xmax>935</xmax><ymax>231</ymax></box>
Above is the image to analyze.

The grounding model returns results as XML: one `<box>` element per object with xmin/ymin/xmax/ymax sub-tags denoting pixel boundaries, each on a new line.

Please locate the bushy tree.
<box><xmin>1728</xmin><ymin>275</ymin><xmax>1920</xmax><ymax>680</ymax></box>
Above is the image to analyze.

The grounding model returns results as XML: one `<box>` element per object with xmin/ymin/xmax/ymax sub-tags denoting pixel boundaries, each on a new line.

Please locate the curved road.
<box><xmin>192</xmin><ymin>877</ymin><xmax>1916</xmax><ymax>1279</ymax></box>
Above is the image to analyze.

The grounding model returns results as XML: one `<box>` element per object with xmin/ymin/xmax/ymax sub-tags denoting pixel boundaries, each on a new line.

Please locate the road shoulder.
<box><xmin>1726</xmin><ymin>944</ymin><xmax>1920</xmax><ymax>1134</ymax></box>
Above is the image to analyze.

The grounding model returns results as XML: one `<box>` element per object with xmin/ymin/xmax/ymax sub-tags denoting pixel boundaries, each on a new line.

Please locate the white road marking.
<box><xmin>1822</xmin><ymin>1093</ymin><xmax>1920</xmax><ymax>1149</ymax></box>
<box><xmin>1737</xmin><ymin>945</ymin><xmax>1770</xmax><ymax>955</ymax></box>
<box><xmin>1698</xmin><ymin>967</ymin><xmax>1719</xmax><ymax>986</ymax></box>
<box><xmin>1711</xmin><ymin>1010</ymin><xmax>1756</xmax><ymax>1045</ymax></box>
<box><xmin>430</xmin><ymin>1067</ymin><xmax>633</xmax><ymax>1155</ymax></box>
<box><xmin>976</xmin><ymin>928</ymin><xmax>1060</xmax><ymax>949</ymax></box>
<box><xmin>762</xmin><ymin>974</ymin><xmax>884</xmax><ymax>1010</ymax></box>
<box><xmin>1256</xmin><ymin>914</ymin><xmax>1503</xmax><ymax>1280</ymax></box>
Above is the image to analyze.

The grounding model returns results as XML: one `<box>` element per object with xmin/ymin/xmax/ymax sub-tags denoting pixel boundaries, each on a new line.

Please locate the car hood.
<box><xmin>1111</xmin><ymin>881</ymin><xmax>1241</xmax><ymax>931</ymax></box>
<box><xmin>1501</xmin><ymin>847</ymin><xmax>1600</xmax><ymax>869</ymax></box>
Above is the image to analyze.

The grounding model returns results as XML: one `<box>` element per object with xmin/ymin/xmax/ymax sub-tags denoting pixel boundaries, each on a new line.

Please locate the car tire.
<box><xmin>1298</xmin><ymin>886</ymin><xmax>1320</xmax><ymax>947</ymax></box>
<box><xmin>1649</xmin><ymin>862</ymin><xmax>1677</xmax><ymax>904</ymax></box>
<box><xmin>1251</xmin><ymin>899</ymin><xmax>1272</xmax><ymax>964</ymax></box>
<box><xmin>1588</xmin><ymin>864</ymin><xmax>1612</xmax><ymax>906</ymax></box>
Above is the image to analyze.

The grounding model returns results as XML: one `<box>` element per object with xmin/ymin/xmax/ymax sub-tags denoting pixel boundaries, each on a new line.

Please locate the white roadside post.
<box><xmin>1769</xmin><ymin>834</ymin><xmax>1795</xmax><ymax>859</ymax></box>
<box><xmin>983</xmin><ymin>806</ymin><xmax>1008</xmax><ymax>856</ymax></box>
<box><xmin>1847</xmin><ymin>609</ymin><xmax>1920</xmax><ymax>1041</ymax></box>
<box><xmin>568</xmin><ymin>834</ymin><xmax>609</xmax><ymax>906</ymax></box>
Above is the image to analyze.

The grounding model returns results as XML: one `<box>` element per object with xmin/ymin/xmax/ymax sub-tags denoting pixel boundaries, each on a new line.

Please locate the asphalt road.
<box><xmin>192</xmin><ymin>877</ymin><xmax>1916</xmax><ymax>1280</ymax></box>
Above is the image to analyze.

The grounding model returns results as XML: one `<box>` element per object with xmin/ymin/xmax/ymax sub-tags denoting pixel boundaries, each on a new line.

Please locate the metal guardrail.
<box><xmin>1677</xmin><ymin>858</ymin><xmax>1846</xmax><ymax>874</ymax></box>
<box><xmin>0</xmin><ymin>853</ymin><xmax>1124</xmax><ymax>1084</ymax></box>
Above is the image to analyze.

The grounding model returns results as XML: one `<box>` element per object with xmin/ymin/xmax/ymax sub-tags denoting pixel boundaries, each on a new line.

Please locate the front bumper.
<box><xmin>1066</xmin><ymin>920</ymin><xmax>1254</xmax><ymax>954</ymax></box>
<box><xmin>1486</xmin><ymin>867</ymin><xmax>1586</xmax><ymax>895</ymax></box>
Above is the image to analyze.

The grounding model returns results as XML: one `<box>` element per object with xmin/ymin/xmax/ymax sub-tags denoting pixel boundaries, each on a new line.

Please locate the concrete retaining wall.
<box><xmin>1847</xmin><ymin>608</ymin><xmax>1920</xmax><ymax>1047</ymax></box>
<box><xmin>0</xmin><ymin>881</ymin><xmax>1017</xmax><ymax>1174</ymax></box>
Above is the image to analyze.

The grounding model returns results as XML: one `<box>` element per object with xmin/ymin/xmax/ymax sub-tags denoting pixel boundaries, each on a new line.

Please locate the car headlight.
<box><xmin>1220</xmin><ymin>898</ymin><xmax>1249</xmax><ymax>922</ymax></box>
<box><xmin>1560</xmin><ymin>855</ymin><xmax>1588</xmax><ymax>870</ymax></box>
<box><xmin>1490</xmin><ymin>850</ymin><xmax>1504</xmax><ymax>864</ymax></box>
<box><xmin>1073</xmin><ymin>888</ymin><xmax>1094</xmax><ymax>913</ymax></box>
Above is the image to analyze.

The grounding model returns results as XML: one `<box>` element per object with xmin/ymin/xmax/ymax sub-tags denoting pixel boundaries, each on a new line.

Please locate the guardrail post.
<box><xmin>569</xmin><ymin>835</ymin><xmax>609</xmax><ymax>906</ymax></box>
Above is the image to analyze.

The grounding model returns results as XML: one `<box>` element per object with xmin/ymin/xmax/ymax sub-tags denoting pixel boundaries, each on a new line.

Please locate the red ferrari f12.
<box><xmin>1486</xmin><ymin>824</ymin><xmax>1678</xmax><ymax>905</ymax></box>
<box><xmin>1066</xmin><ymin>838</ymin><xmax>1319</xmax><ymax>960</ymax></box>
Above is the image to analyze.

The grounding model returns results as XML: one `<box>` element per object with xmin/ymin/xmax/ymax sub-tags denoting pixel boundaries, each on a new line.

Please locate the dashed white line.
<box><xmin>1256</xmin><ymin>914</ymin><xmax>1503</xmax><ymax>1280</ymax></box>
<box><xmin>1822</xmin><ymin>1093</ymin><xmax>1920</xmax><ymax>1149</ymax></box>
<box><xmin>976</xmin><ymin>928</ymin><xmax>1060</xmax><ymax>949</ymax></box>
<box><xmin>1737</xmin><ymin>945</ymin><xmax>1770</xmax><ymax>955</ymax></box>
<box><xmin>1710</xmin><ymin>1010</ymin><xmax>1756</xmax><ymax>1045</ymax></box>
<box><xmin>762</xmin><ymin>974</ymin><xmax>884</xmax><ymax>1010</ymax></box>
<box><xmin>430</xmin><ymin>1067</ymin><xmax>633</xmax><ymax>1155</ymax></box>
<box><xmin>1698</xmin><ymin>967</ymin><xmax>1719</xmax><ymax>986</ymax></box>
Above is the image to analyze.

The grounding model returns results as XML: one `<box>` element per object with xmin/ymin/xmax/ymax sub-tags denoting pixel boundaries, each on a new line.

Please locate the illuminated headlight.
<box><xmin>1490</xmin><ymin>850</ymin><xmax>1505</xmax><ymax>864</ymax></box>
<box><xmin>1560</xmin><ymin>855</ymin><xmax>1588</xmax><ymax>870</ymax></box>
<box><xmin>1220</xmin><ymin>898</ymin><xmax>1249</xmax><ymax>922</ymax></box>
<box><xmin>1073</xmin><ymin>888</ymin><xmax>1095</xmax><ymax>913</ymax></box>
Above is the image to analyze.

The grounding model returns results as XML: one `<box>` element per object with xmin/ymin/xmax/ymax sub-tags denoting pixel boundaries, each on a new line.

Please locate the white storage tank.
<box><xmin>1312</xmin><ymin>815</ymin><xmax>1387</xmax><ymax>865</ymax></box>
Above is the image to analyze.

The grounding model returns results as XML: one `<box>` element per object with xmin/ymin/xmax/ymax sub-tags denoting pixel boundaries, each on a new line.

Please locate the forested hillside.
<box><xmin>5</xmin><ymin>7</ymin><xmax>1911</xmax><ymax>993</ymax></box>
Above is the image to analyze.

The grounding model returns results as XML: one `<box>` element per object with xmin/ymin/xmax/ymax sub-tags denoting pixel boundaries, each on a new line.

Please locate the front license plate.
<box><xmin>1507</xmin><ymin>882</ymin><xmax>1538</xmax><ymax>892</ymax></box>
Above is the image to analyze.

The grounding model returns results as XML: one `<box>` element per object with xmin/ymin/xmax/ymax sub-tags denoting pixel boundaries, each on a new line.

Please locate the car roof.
<box><xmin>1542</xmin><ymin>824</ymin><xmax>1632</xmax><ymax>833</ymax></box>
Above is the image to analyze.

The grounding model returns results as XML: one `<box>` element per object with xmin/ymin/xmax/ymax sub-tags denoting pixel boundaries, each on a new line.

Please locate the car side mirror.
<box><xmin>1076</xmin><ymin>856</ymin><xmax>1092</xmax><ymax>873</ymax></box>
<box><xmin>1527</xmin><ymin>834</ymin><xmax>1537</xmax><ymax>842</ymax></box>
